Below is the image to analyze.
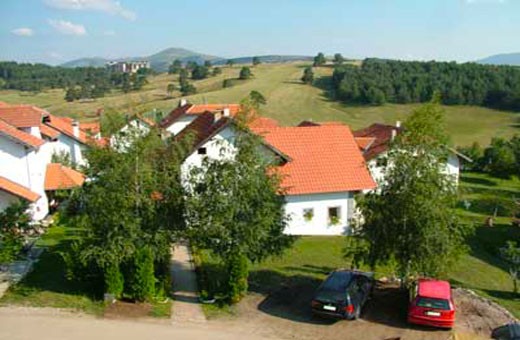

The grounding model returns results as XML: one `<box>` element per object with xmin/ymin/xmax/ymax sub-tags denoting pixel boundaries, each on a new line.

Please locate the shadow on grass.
<box><xmin>461</xmin><ymin>176</ymin><xmax>497</xmax><ymax>187</ymax></box>
<box><xmin>8</xmin><ymin>236</ymin><xmax>103</xmax><ymax>302</ymax></box>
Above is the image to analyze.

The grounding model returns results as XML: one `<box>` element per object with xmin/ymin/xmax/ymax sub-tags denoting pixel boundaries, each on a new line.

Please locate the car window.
<box><xmin>320</xmin><ymin>272</ymin><xmax>352</xmax><ymax>292</ymax></box>
<box><xmin>416</xmin><ymin>297</ymin><xmax>450</xmax><ymax>310</ymax></box>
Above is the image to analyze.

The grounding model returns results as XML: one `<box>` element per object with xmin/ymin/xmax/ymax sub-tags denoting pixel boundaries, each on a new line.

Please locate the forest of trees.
<box><xmin>0</xmin><ymin>62</ymin><xmax>150</xmax><ymax>100</ymax></box>
<box><xmin>332</xmin><ymin>59</ymin><xmax>520</xmax><ymax>111</ymax></box>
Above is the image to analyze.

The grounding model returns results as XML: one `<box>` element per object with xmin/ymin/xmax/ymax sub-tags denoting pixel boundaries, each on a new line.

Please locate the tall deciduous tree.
<box><xmin>500</xmin><ymin>241</ymin><xmax>520</xmax><ymax>294</ymax></box>
<box><xmin>252</xmin><ymin>56</ymin><xmax>261</xmax><ymax>66</ymax></box>
<box><xmin>71</xmin><ymin>127</ymin><xmax>185</xmax><ymax>300</ymax></box>
<box><xmin>349</xmin><ymin>99</ymin><xmax>470</xmax><ymax>281</ymax></box>
<box><xmin>239</xmin><ymin>67</ymin><xmax>252</xmax><ymax>80</ymax></box>
<box><xmin>313</xmin><ymin>52</ymin><xmax>326</xmax><ymax>67</ymax></box>
<box><xmin>301</xmin><ymin>67</ymin><xmax>314</xmax><ymax>84</ymax></box>
<box><xmin>184</xmin><ymin>109</ymin><xmax>292</xmax><ymax>303</ymax></box>
<box><xmin>333</xmin><ymin>53</ymin><xmax>345</xmax><ymax>65</ymax></box>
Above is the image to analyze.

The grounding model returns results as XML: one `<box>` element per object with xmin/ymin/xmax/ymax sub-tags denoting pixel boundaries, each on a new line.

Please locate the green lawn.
<box><xmin>0</xmin><ymin>220</ymin><xmax>104</xmax><ymax>315</ymax></box>
<box><xmin>1</xmin><ymin>63</ymin><xmax>518</xmax><ymax>146</ymax></box>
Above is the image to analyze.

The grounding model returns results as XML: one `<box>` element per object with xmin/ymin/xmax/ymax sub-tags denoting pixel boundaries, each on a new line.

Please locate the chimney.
<box><xmin>179</xmin><ymin>98</ymin><xmax>187</xmax><ymax>107</ymax></box>
<box><xmin>391</xmin><ymin>129</ymin><xmax>397</xmax><ymax>141</ymax></box>
<box><xmin>213</xmin><ymin>111</ymin><xmax>223</xmax><ymax>123</ymax></box>
<box><xmin>395</xmin><ymin>120</ymin><xmax>401</xmax><ymax>128</ymax></box>
<box><xmin>223</xmin><ymin>107</ymin><xmax>230</xmax><ymax>117</ymax></box>
<box><xmin>72</xmin><ymin>120</ymin><xmax>80</xmax><ymax>138</ymax></box>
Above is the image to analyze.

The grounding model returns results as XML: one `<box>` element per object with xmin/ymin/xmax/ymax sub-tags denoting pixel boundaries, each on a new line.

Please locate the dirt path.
<box><xmin>170</xmin><ymin>243</ymin><xmax>206</xmax><ymax>323</ymax></box>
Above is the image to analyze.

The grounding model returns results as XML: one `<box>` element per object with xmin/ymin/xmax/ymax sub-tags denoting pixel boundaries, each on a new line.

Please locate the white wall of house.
<box><xmin>110</xmin><ymin>119</ymin><xmax>152</xmax><ymax>151</ymax></box>
<box><xmin>0</xmin><ymin>191</ymin><xmax>19</xmax><ymax>212</ymax></box>
<box><xmin>367</xmin><ymin>152</ymin><xmax>461</xmax><ymax>188</ymax></box>
<box><xmin>180</xmin><ymin>125</ymin><xmax>237</xmax><ymax>184</ymax></box>
<box><xmin>0</xmin><ymin>137</ymin><xmax>49</xmax><ymax>220</ymax></box>
<box><xmin>284</xmin><ymin>191</ymin><xmax>355</xmax><ymax>235</ymax></box>
<box><xmin>166</xmin><ymin>115</ymin><xmax>196</xmax><ymax>136</ymax></box>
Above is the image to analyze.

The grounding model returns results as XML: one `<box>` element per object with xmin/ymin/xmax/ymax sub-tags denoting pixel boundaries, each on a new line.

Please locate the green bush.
<box><xmin>226</xmin><ymin>252</ymin><xmax>248</xmax><ymax>304</ymax></box>
<box><xmin>129</xmin><ymin>247</ymin><xmax>156</xmax><ymax>302</ymax></box>
<box><xmin>104</xmin><ymin>263</ymin><xmax>124</xmax><ymax>299</ymax></box>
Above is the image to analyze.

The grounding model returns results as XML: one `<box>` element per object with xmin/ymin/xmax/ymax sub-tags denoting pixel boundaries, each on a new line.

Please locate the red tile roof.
<box><xmin>247</xmin><ymin>116</ymin><xmax>279</xmax><ymax>130</ymax></box>
<box><xmin>0</xmin><ymin>105</ymin><xmax>48</xmax><ymax>127</ymax></box>
<box><xmin>0</xmin><ymin>176</ymin><xmax>40</xmax><ymax>202</ymax></box>
<box><xmin>254</xmin><ymin>125</ymin><xmax>376</xmax><ymax>195</ymax></box>
<box><xmin>45</xmin><ymin>114</ymin><xmax>88</xmax><ymax>144</ymax></box>
<box><xmin>45</xmin><ymin>163</ymin><xmax>85</xmax><ymax>191</ymax></box>
<box><xmin>354</xmin><ymin>137</ymin><xmax>376</xmax><ymax>151</ymax></box>
<box><xmin>353</xmin><ymin>123</ymin><xmax>401</xmax><ymax>161</ymax></box>
<box><xmin>160</xmin><ymin>103</ymin><xmax>240</xmax><ymax>129</ymax></box>
<box><xmin>298</xmin><ymin>120</ymin><xmax>345</xmax><ymax>127</ymax></box>
<box><xmin>0</xmin><ymin>119</ymin><xmax>45</xmax><ymax>148</ymax></box>
<box><xmin>175</xmin><ymin>112</ymin><xmax>232</xmax><ymax>152</ymax></box>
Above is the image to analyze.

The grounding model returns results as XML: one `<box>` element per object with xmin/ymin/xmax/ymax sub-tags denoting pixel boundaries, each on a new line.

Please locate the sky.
<box><xmin>0</xmin><ymin>0</ymin><xmax>518</xmax><ymax>65</ymax></box>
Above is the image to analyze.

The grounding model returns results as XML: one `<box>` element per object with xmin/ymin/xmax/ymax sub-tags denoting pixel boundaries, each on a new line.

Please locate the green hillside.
<box><xmin>1</xmin><ymin>62</ymin><xmax>518</xmax><ymax>146</ymax></box>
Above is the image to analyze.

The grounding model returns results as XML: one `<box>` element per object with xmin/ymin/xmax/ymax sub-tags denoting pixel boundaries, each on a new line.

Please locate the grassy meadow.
<box><xmin>1</xmin><ymin>62</ymin><xmax>518</xmax><ymax>146</ymax></box>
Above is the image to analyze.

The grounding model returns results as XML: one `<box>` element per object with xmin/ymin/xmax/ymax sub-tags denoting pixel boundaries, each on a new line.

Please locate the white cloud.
<box><xmin>103</xmin><ymin>29</ymin><xmax>116</xmax><ymax>36</ymax></box>
<box><xmin>44</xmin><ymin>0</ymin><xmax>136</xmax><ymax>20</ymax></box>
<box><xmin>48</xmin><ymin>19</ymin><xmax>87</xmax><ymax>36</ymax></box>
<box><xmin>11</xmin><ymin>28</ymin><xmax>34</xmax><ymax>37</ymax></box>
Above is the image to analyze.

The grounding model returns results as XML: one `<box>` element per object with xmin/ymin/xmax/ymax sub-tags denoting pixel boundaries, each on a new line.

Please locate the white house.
<box><xmin>110</xmin><ymin>115</ymin><xmax>156</xmax><ymax>150</ymax></box>
<box><xmin>0</xmin><ymin>103</ymin><xmax>89</xmax><ymax>221</ymax></box>
<box><xmin>352</xmin><ymin>122</ymin><xmax>471</xmax><ymax>185</ymax></box>
<box><xmin>163</xmin><ymin>102</ymin><xmax>376</xmax><ymax>236</ymax></box>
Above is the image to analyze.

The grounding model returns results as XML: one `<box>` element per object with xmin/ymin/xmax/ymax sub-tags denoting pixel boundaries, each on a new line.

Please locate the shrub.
<box><xmin>226</xmin><ymin>252</ymin><xmax>248</xmax><ymax>304</ymax></box>
<box><xmin>129</xmin><ymin>247</ymin><xmax>156</xmax><ymax>302</ymax></box>
<box><xmin>104</xmin><ymin>263</ymin><xmax>124</xmax><ymax>299</ymax></box>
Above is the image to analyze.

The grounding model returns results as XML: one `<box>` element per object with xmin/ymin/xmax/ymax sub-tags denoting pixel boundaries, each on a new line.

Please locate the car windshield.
<box><xmin>416</xmin><ymin>297</ymin><xmax>450</xmax><ymax>310</ymax></box>
<box><xmin>320</xmin><ymin>272</ymin><xmax>352</xmax><ymax>292</ymax></box>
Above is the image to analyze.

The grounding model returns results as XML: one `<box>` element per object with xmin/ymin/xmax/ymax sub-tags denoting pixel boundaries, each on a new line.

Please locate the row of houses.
<box><xmin>0</xmin><ymin>102</ymin><xmax>98</xmax><ymax>220</ymax></box>
<box><xmin>1</xmin><ymin>99</ymin><xmax>467</xmax><ymax>235</ymax></box>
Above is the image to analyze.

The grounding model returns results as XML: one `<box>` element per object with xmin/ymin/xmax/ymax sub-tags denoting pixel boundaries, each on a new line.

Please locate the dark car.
<box><xmin>311</xmin><ymin>269</ymin><xmax>374</xmax><ymax>320</ymax></box>
<box><xmin>492</xmin><ymin>323</ymin><xmax>520</xmax><ymax>340</ymax></box>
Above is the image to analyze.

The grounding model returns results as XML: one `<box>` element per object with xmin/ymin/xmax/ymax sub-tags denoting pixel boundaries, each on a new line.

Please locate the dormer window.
<box><xmin>198</xmin><ymin>147</ymin><xmax>207</xmax><ymax>155</ymax></box>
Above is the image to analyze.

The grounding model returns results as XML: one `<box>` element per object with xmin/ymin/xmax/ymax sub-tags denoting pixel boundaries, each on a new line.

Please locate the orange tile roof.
<box><xmin>45</xmin><ymin>114</ymin><xmax>88</xmax><ymax>144</ymax></box>
<box><xmin>0</xmin><ymin>105</ymin><xmax>48</xmax><ymax>127</ymax></box>
<box><xmin>160</xmin><ymin>103</ymin><xmax>241</xmax><ymax>128</ymax></box>
<box><xmin>0</xmin><ymin>101</ymin><xmax>9</xmax><ymax>107</ymax></box>
<box><xmin>45</xmin><ymin>163</ymin><xmax>85</xmax><ymax>191</ymax></box>
<box><xmin>247</xmin><ymin>116</ymin><xmax>279</xmax><ymax>129</ymax></box>
<box><xmin>40</xmin><ymin>124</ymin><xmax>60</xmax><ymax>139</ymax></box>
<box><xmin>0</xmin><ymin>118</ymin><xmax>45</xmax><ymax>148</ymax></box>
<box><xmin>0</xmin><ymin>176</ymin><xmax>40</xmax><ymax>202</ymax></box>
<box><xmin>80</xmin><ymin>121</ymin><xmax>101</xmax><ymax>135</ymax></box>
<box><xmin>254</xmin><ymin>125</ymin><xmax>376</xmax><ymax>195</ymax></box>
<box><xmin>135</xmin><ymin>115</ymin><xmax>156</xmax><ymax>127</ymax></box>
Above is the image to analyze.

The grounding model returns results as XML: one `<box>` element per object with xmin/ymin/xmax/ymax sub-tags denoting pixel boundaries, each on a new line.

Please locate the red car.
<box><xmin>407</xmin><ymin>278</ymin><xmax>455</xmax><ymax>329</ymax></box>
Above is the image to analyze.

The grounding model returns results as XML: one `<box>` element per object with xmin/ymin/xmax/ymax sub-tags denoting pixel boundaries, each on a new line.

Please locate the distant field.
<box><xmin>1</xmin><ymin>62</ymin><xmax>518</xmax><ymax>146</ymax></box>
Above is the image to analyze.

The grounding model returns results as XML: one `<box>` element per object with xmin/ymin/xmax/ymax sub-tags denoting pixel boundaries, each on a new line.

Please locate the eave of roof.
<box><xmin>0</xmin><ymin>176</ymin><xmax>40</xmax><ymax>202</ymax></box>
<box><xmin>0</xmin><ymin>118</ymin><xmax>45</xmax><ymax>148</ymax></box>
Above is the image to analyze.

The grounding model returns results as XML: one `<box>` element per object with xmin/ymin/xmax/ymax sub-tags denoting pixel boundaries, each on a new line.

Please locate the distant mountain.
<box><xmin>61</xmin><ymin>47</ymin><xmax>221</xmax><ymax>72</ymax></box>
<box><xmin>60</xmin><ymin>47</ymin><xmax>313</xmax><ymax>71</ymax></box>
<box><xmin>60</xmin><ymin>57</ymin><xmax>110</xmax><ymax>68</ymax></box>
<box><xmin>477</xmin><ymin>53</ymin><xmax>520</xmax><ymax>66</ymax></box>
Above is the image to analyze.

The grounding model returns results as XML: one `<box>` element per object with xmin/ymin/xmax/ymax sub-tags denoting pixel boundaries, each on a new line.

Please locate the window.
<box><xmin>303</xmin><ymin>208</ymin><xmax>314</xmax><ymax>222</ymax></box>
<box><xmin>328</xmin><ymin>207</ymin><xmax>340</xmax><ymax>225</ymax></box>
<box><xmin>198</xmin><ymin>147</ymin><xmax>207</xmax><ymax>155</ymax></box>
<box><xmin>376</xmin><ymin>157</ymin><xmax>387</xmax><ymax>167</ymax></box>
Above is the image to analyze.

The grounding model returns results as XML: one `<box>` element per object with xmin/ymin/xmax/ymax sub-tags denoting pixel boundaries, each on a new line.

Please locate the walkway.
<box><xmin>170</xmin><ymin>243</ymin><xmax>206</xmax><ymax>323</ymax></box>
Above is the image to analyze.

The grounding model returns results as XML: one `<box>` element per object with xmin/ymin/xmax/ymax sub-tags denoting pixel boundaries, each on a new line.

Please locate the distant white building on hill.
<box><xmin>106</xmin><ymin>61</ymin><xmax>150</xmax><ymax>74</ymax></box>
